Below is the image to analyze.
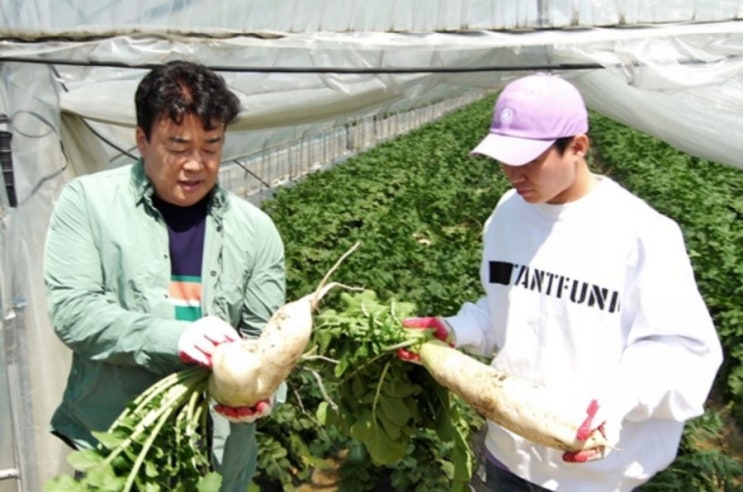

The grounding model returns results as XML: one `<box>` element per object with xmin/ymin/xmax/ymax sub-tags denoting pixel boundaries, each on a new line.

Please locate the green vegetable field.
<box><xmin>252</xmin><ymin>93</ymin><xmax>743</xmax><ymax>491</ymax></box>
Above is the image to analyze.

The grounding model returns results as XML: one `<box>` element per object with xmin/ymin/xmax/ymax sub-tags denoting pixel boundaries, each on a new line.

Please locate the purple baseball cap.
<box><xmin>470</xmin><ymin>73</ymin><xmax>588</xmax><ymax>166</ymax></box>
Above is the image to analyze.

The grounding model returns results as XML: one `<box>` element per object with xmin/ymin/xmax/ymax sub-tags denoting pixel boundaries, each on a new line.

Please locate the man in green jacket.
<box><xmin>43</xmin><ymin>60</ymin><xmax>286</xmax><ymax>491</ymax></box>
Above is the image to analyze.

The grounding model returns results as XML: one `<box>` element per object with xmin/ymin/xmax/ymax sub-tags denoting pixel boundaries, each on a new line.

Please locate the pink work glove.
<box><xmin>178</xmin><ymin>316</ymin><xmax>239</xmax><ymax>367</ymax></box>
<box><xmin>562</xmin><ymin>399</ymin><xmax>621</xmax><ymax>463</ymax></box>
<box><xmin>214</xmin><ymin>399</ymin><xmax>273</xmax><ymax>424</ymax></box>
<box><xmin>397</xmin><ymin>317</ymin><xmax>454</xmax><ymax>363</ymax></box>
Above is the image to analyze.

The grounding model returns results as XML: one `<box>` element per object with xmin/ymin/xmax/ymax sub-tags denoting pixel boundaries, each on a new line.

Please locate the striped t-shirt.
<box><xmin>153</xmin><ymin>195</ymin><xmax>208</xmax><ymax>321</ymax></box>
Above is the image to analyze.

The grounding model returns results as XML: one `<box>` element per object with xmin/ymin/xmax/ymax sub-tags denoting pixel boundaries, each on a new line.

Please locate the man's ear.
<box><xmin>135</xmin><ymin>127</ymin><xmax>148</xmax><ymax>155</ymax></box>
<box><xmin>572</xmin><ymin>134</ymin><xmax>590</xmax><ymax>157</ymax></box>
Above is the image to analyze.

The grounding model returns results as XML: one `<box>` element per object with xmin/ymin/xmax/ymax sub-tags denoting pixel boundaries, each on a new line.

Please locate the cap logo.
<box><xmin>500</xmin><ymin>107</ymin><xmax>515</xmax><ymax>123</ymax></box>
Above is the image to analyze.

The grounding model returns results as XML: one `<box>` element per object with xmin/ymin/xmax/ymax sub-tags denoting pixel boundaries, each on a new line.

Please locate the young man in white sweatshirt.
<box><xmin>400</xmin><ymin>73</ymin><xmax>723</xmax><ymax>491</ymax></box>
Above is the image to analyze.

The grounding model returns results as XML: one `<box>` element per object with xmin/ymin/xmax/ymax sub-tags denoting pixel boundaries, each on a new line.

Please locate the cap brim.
<box><xmin>470</xmin><ymin>133</ymin><xmax>555</xmax><ymax>166</ymax></box>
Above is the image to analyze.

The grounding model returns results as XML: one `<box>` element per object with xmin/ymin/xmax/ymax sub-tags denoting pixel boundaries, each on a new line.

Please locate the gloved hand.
<box><xmin>178</xmin><ymin>316</ymin><xmax>239</xmax><ymax>367</ymax></box>
<box><xmin>214</xmin><ymin>399</ymin><xmax>272</xmax><ymax>424</ymax></box>
<box><xmin>562</xmin><ymin>399</ymin><xmax>621</xmax><ymax>463</ymax></box>
<box><xmin>397</xmin><ymin>317</ymin><xmax>454</xmax><ymax>363</ymax></box>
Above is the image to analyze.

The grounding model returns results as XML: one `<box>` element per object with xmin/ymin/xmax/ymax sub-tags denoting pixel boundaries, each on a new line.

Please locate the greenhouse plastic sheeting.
<box><xmin>47</xmin><ymin>23</ymin><xmax>743</xmax><ymax>170</ymax></box>
<box><xmin>2</xmin><ymin>0</ymin><xmax>742</xmax><ymax>35</ymax></box>
<box><xmin>2</xmin><ymin>2</ymin><xmax>743</xmax><ymax>491</ymax></box>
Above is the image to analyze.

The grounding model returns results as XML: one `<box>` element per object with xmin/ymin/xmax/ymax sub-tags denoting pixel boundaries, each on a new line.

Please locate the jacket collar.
<box><xmin>130</xmin><ymin>158</ymin><xmax>227</xmax><ymax>216</ymax></box>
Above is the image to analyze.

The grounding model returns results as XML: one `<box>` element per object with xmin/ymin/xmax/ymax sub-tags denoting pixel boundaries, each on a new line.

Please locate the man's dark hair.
<box><xmin>135</xmin><ymin>60</ymin><xmax>240</xmax><ymax>139</ymax></box>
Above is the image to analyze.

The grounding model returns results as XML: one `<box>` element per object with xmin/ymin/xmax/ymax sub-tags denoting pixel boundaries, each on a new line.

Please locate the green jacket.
<box><xmin>44</xmin><ymin>160</ymin><xmax>286</xmax><ymax>491</ymax></box>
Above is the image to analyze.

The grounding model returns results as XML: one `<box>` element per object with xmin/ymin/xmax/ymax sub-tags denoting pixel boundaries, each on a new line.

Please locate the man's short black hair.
<box><xmin>135</xmin><ymin>60</ymin><xmax>240</xmax><ymax>139</ymax></box>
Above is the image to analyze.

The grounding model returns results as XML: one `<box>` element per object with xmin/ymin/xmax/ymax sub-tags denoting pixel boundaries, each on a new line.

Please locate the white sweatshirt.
<box><xmin>445</xmin><ymin>176</ymin><xmax>723</xmax><ymax>492</ymax></box>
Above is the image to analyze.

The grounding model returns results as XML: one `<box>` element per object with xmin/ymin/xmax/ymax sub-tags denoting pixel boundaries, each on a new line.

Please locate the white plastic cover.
<box><xmin>2</xmin><ymin>0</ymin><xmax>743</xmax><ymax>35</ymax></box>
<box><xmin>1</xmin><ymin>2</ymin><xmax>743</xmax><ymax>490</ymax></box>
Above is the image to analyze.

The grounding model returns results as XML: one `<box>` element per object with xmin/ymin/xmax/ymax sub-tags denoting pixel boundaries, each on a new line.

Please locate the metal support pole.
<box><xmin>537</xmin><ymin>0</ymin><xmax>549</xmax><ymax>27</ymax></box>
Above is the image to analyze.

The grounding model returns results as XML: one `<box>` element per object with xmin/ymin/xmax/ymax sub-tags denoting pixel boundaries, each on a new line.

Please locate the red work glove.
<box><xmin>214</xmin><ymin>399</ymin><xmax>272</xmax><ymax>424</ymax></box>
<box><xmin>397</xmin><ymin>317</ymin><xmax>454</xmax><ymax>363</ymax></box>
<box><xmin>178</xmin><ymin>316</ymin><xmax>239</xmax><ymax>367</ymax></box>
<box><xmin>562</xmin><ymin>399</ymin><xmax>620</xmax><ymax>463</ymax></box>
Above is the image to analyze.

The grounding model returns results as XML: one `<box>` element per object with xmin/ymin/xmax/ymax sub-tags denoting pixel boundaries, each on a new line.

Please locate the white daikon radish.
<box><xmin>418</xmin><ymin>341</ymin><xmax>609</xmax><ymax>453</ymax></box>
<box><xmin>208</xmin><ymin>242</ymin><xmax>360</xmax><ymax>407</ymax></box>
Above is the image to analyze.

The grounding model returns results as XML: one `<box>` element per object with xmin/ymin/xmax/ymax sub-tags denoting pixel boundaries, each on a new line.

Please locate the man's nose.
<box><xmin>183</xmin><ymin>152</ymin><xmax>204</xmax><ymax>171</ymax></box>
<box><xmin>501</xmin><ymin>163</ymin><xmax>524</xmax><ymax>182</ymax></box>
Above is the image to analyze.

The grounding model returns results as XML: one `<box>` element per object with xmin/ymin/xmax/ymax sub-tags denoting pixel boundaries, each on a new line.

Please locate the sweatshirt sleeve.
<box><xmin>444</xmin><ymin>297</ymin><xmax>500</xmax><ymax>357</ymax></box>
<box><xmin>615</xmin><ymin>217</ymin><xmax>723</xmax><ymax>423</ymax></box>
<box><xmin>43</xmin><ymin>180</ymin><xmax>187</xmax><ymax>375</ymax></box>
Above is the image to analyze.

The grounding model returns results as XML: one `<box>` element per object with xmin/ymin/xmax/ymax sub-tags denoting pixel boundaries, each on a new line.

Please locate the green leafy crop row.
<box><xmin>255</xmin><ymin>95</ymin><xmax>743</xmax><ymax>490</ymax></box>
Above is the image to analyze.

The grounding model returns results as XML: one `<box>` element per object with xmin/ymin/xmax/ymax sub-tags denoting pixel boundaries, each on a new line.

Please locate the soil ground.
<box><xmin>706</xmin><ymin>395</ymin><xmax>743</xmax><ymax>488</ymax></box>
